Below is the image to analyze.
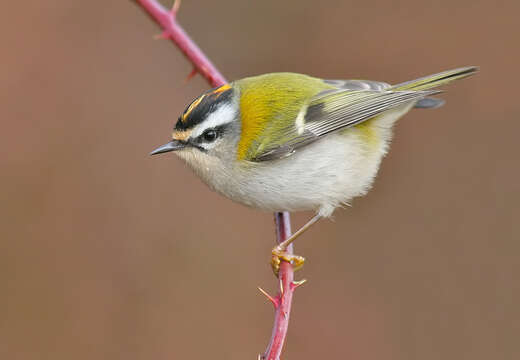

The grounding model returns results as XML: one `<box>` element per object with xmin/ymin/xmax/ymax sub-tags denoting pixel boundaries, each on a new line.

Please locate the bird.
<box><xmin>150</xmin><ymin>66</ymin><xmax>477</xmax><ymax>274</ymax></box>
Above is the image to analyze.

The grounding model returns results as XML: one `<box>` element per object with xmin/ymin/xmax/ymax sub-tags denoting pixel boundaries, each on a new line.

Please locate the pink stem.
<box><xmin>263</xmin><ymin>212</ymin><xmax>295</xmax><ymax>360</ymax></box>
<box><xmin>132</xmin><ymin>2</ymin><xmax>296</xmax><ymax>359</ymax></box>
<box><xmin>134</xmin><ymin>0</ymin><xmax>226</xmax><ymax>88</ymax></box>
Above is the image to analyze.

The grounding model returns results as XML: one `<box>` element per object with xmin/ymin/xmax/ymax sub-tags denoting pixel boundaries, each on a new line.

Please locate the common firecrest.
<box><xmin>151</xmin><ymin>67</ymin><xmax>477</xmax><ymax>274</ymax></box>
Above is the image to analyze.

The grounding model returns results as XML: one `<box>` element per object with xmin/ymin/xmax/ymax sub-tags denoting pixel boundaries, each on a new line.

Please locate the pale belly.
<box><xmin>223</xmin><ymin>129</ymin><xmax>389</xmax><ymax>217</ymax></box>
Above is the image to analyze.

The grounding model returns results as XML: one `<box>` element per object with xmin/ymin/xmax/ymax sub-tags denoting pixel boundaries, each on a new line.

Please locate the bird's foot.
<box><xmin>271</xmin><ymin>245</ymin><xmax>305</xmax><ymax>277</ymax></box>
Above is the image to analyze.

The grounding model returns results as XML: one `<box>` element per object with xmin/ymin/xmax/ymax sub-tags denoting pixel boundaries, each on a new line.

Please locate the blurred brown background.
<box><xmin>1</xmin><ymin>1</ymin><xmax>518</xmax><ymax>359</ymax></box>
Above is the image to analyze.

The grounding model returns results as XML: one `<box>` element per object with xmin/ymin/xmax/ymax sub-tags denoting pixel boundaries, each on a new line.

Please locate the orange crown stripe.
<box><xmin>212</xmin><ymin>84</ymin><xmax>231</xmax><ymax>95</ymax></box>
<box><xmin>182</xmin><ymin>95</ymin><xmax>205</xmax><ymax>122</ymax></box>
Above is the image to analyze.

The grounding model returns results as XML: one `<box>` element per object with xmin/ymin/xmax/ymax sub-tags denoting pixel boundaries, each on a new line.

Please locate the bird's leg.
<box><xmin>271</xmin><ymin>214</ymin><xmax>322</xmax><ymax>276</ymax></box>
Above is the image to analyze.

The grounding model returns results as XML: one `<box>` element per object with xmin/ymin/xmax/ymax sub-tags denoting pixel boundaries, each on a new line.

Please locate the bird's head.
<box><xmin>150</xmin><ymin>84</ymin><xmax>241</xmax><ymax>165</ymax></box>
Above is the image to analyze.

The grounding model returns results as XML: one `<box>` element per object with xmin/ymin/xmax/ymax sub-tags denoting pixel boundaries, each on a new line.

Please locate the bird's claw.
<box><xmin>271</xmin><ymin>245</ymin><xmax>305</xmax><ymax>277</ymax></box>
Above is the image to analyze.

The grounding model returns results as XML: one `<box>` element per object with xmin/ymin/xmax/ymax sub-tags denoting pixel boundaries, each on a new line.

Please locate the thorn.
<box><xmin>153</xmin><ymin>31</ymin><xmax>169</xmax><ymax>40</ymax></box>
<box><xmin>258</xmin><ymin>287</ymin><xmax>279</xmax><ymax>308</ymax></box>
<box><xmin>291</xmin><ymin>279</ymin><xmax>307</xmax><ymax>291</ymax></box>
<box><xmin>185</xmin><ymin>67</ymin><xmax>198</xmax><ymax>83</ymax></box>
<box><xmin>171</xmin><ymin>0</ymin><xmax>181</xmax><ymax>16</ymax></box>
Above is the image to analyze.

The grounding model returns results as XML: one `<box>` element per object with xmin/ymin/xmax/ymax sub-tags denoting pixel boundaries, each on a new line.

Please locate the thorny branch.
<box><xmin>132</xmin><ymin>1</ymin><xmax>303</xmax><ymax>359</ymax></box>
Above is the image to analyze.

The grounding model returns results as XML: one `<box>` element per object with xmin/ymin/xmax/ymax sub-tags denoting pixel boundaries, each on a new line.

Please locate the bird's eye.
<box><xmin>202</xmin><ymin>129</ymin><xmax>218</xmax><ymax>142</ymax></box>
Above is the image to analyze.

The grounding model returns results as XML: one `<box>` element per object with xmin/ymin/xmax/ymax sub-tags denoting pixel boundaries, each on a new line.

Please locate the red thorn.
<box><xmin>258</xmin><ymin>287</ymin><xmax>280</xmax><ymax>309</ymax></box>
<box><xmin>153</xmin><ymin>31</ymin><xmax>169</xmax><ymax>40</ymax></box>
<box><xmin>185</xmin><ymin>67</ymin><xmax>198</xmax><ymax>83</ymax></box>
<box><xmin>290</xmin><ymin>279</ymin><xmax>307</xmax><ymax>291</ymax></box>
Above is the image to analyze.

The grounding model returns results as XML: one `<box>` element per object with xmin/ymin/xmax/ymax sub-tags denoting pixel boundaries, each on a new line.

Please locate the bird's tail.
<box><xmin>391</xmin><ymin>66</ymin><xmax>478</xmax><ymax>109</ymax></box>
<box><xmin>391</xmin><ymin>66</ymin><xmax>478</xmax><ymax>92</ymax></box>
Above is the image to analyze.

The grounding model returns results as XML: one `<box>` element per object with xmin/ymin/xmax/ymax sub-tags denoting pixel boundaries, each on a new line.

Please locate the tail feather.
<box><xmin>390</xmin><ymin>66</ymin><xmax>478</xmax><ymax>92</ymax></box>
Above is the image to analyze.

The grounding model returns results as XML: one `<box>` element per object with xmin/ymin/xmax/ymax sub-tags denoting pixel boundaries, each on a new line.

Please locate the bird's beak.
<box><xmin>149</xmin><ymin>140</ymin><xmax>187</xmax><ymax>155</ymax></box>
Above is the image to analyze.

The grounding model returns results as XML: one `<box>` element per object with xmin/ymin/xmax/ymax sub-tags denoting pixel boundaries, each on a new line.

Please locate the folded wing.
<box><xmin>252</xmin><ymin>88</ymin><xmax>437</xmax><ymax>161</ymax></box>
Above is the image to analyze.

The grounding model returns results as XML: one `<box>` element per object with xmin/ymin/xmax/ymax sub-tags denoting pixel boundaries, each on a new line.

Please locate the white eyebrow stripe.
<box><xmin>190</xmin><ymin>104</ymin><xmax>236</xmax><ymax>138</ymax></box>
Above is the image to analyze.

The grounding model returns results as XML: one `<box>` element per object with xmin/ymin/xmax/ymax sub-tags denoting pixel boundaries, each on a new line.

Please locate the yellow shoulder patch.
<box><xmin>235</xmin><ymin>74</ymin><xmax>332</xmax><ymax>160</ymax></box>
<box><xmin>237</xmin><ymin>83</ymin><xmax>279</xmax><ymax>160</ymax></box>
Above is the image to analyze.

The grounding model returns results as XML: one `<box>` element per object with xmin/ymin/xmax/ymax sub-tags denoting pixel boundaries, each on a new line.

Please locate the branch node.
<box><xmin>153</xmin><ymin>31</ymin><xmax>170</xmax><ymax>40</ymax></box>
<box><xmin>171</xmin><ymin>0</ymin><xmax>181</xmax><ymax>16</ymax></box>
<box><xmin>199</xmin><ymin>65</ymin><xmax>210</xmax><ymax>78</ymax></box>
<box><xmin>258</xmin><ymin>287</ymin><xmax>280</xmax><ymax>308</ymax></box>
<box><xmin>291</xmin><ymin>278</ymin><xmax>307</xmax><ymax>291</ymax></box>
